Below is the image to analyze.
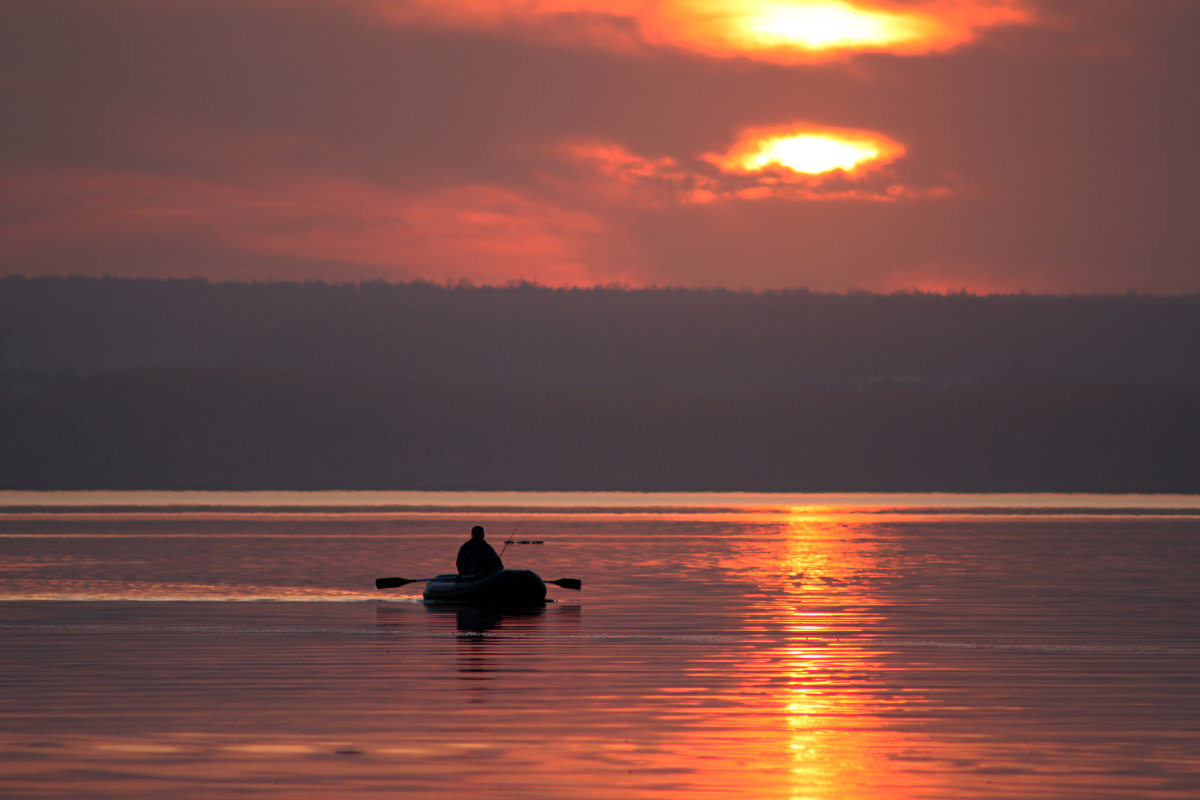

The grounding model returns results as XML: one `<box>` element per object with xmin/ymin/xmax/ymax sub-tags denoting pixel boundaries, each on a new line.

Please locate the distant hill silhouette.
<box><xmin>1</xmin><ymin>276</ymin><xmax>1197</xmax><ymax>491</ymax></box>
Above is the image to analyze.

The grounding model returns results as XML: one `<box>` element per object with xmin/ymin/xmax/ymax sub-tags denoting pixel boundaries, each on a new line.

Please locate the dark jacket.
<box><xmin>456</xmin><ymin>538</ymin><xmax>504</xmax><ymax>577</ymax></box>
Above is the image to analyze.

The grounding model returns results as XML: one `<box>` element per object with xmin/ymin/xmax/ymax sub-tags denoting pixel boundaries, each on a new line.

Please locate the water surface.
<box><xmin>1</xmin><ymin>493</ymin><xmax>1198</xmax><ymax>798</ymax></box>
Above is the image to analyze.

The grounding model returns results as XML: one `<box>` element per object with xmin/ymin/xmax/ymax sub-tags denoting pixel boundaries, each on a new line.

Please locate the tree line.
<box><xmin>2</xmin><ymin>275</ymin><xmax>1199</xmax><ymax>389</ymax></box>
<box><xmin>1</xmin><ymin>276</ymin><xmax>1197</xmax><ymax>491</ymax></box>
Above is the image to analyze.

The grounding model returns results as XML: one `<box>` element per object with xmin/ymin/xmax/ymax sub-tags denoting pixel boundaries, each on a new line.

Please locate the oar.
<box><xmin>376</xmin><ymin>576</ymin><xmax>582</xmax><ymax>591</ymax></box>
<box><xmin>375</xmin><ymin>576</ymin><xmax>433</xmax><ymax>590</ymax></box>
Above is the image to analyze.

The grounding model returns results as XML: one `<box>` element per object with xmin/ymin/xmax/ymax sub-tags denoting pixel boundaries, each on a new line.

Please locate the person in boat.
<box><xmin>456</xmin><ymin>525</ymin><xmax>504</xmax><ymax>578</ymax></box>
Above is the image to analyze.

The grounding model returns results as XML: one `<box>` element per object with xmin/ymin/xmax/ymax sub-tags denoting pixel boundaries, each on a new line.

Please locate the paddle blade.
<box><xmin>376</xmin><ymin>576</ymin><xmax>416</xmax><ymax>589</ymax></box>
<box><xmin>549</xmin><ymin>578</ymin><xmax>582</xmax><ymax>591</ymax></box>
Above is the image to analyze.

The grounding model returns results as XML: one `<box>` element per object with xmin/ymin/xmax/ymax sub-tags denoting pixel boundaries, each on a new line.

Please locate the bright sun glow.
<box><xmin>746</xmin><ymin>134</ymin><xmax>879</xmax><ymax>173</ymax></box>
<box><xmin>708</xmin><ymin>126</ymin><xmax>904</xmax><ymax>178</ymax></box>
<box><xmin>733</xmin><ymin>1</ymin><xmax>923</xmax><ymax>50</ymax></box>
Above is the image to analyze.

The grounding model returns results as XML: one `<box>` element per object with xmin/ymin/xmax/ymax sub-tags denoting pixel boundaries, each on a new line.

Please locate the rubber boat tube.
<box><xmin>422</xmin><ymin>569</ymin><xmax>548</xmax><ymax>605</ymax></box>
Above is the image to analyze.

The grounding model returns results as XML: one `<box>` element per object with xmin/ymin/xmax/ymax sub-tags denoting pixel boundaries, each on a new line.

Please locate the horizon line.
<box><xmin>3</xmin><ymin>273</ymin><xmax>1196</xmax><ymax>301</ymax></box>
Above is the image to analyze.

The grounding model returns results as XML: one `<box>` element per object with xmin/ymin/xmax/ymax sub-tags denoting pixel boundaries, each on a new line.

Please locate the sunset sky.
<box><xmin>2</xmin><ymin>0</ymin><xmax>1198</xmax><ymax>293</ymax></box>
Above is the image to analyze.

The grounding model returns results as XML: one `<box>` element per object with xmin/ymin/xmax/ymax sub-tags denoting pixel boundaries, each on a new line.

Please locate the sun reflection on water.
<box><xmin>661</xmin><ymin>509</ymin><xmax>936</xmax><ymax>799</ymax></box>
<box><xmin>773</xmin><ymin>514</ymin><xmax>896</xmax><ymax>798</ymax></box>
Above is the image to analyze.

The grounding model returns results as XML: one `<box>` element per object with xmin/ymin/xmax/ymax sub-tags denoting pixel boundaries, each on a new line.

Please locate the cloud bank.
<box><xmin>2</xmin><ymin>0</ymin><xmax>1198</xmax><ymax>292</ymax></box>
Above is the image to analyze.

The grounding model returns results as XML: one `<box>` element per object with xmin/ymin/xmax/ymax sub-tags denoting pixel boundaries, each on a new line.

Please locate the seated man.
<box><xmin>456</xmin><ymin>525</ymin><xmax>504</xmax><ymax>578</ymax></box>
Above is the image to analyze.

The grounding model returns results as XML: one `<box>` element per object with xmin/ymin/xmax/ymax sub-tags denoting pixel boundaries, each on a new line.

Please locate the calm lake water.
<box><xmin>1</xmin><ymin>492</ymin><xmax>1198</xmax><ymax>799</ymax></box>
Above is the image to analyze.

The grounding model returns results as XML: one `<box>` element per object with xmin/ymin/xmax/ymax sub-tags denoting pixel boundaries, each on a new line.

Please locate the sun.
<box><xmin>744</xmin><ymin>134</ymin><xmax>881</xmax><ymax>174</ymax></box>
<box><xmin>731</xmin><ymin>1</ymin><xmax>924</xmax><ymax>51</ymax></box>
<box><xmin>707</xmin><ymin>125</ymin><xmax>905</xmax><ymax>178</ymax></box>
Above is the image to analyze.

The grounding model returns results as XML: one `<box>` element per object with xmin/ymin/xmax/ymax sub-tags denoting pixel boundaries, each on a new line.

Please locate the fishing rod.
<box><xmin>497</xmin><ymin>521</ymin><xmax>522</xmax><ymax>559</ymax></box>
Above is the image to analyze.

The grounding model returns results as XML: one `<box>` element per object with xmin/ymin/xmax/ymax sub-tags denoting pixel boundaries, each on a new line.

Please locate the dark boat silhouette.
<box><xmin>422</xmin><ymin>569</ymin><xmax>547</xmax><ymax>605</ymax></box>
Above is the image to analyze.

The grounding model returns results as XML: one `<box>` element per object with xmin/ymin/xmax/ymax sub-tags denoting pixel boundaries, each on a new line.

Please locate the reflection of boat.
<box><xmin>426</xmin><ymin>602</ymin><xmax>546</xmax><ymax>633</ymax></box>
<box><xmin>423</xmin><ymin>569</ymin><xmax>547</xmax><ymax>605</ymax></box>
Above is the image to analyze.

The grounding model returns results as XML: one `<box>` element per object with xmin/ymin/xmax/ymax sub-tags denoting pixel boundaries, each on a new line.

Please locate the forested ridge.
<box><xmin>2</xmin><ymin>276</ymin><xmax>1198</xmax><ymax>491</ymax></box>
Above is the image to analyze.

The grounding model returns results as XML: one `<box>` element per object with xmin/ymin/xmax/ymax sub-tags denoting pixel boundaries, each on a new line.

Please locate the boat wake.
<box><xmin>0</xmin><ymin>590</ymin><xmax>419</xmax><ymax>603</ymax></box>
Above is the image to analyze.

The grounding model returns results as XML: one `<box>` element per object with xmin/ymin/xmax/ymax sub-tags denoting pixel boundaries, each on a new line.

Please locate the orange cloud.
<box><xmin>0</xmin><ymin>168</ymin><xmax>642</xmax><ymax>287</ymax></box>
<box><xmin>347</xmin><ymin>0</ymin><xmax>1031</xmax><ymax>62</ymax></box>
<box><xmin>560</xmin><ymin>125</ymin><xmax>939</xmax><ymax>204</ymax></box>
<box><xmin>549</xmin><ymin>142</ymin><xmax>723</xmax><ymax>208</ymax></box>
